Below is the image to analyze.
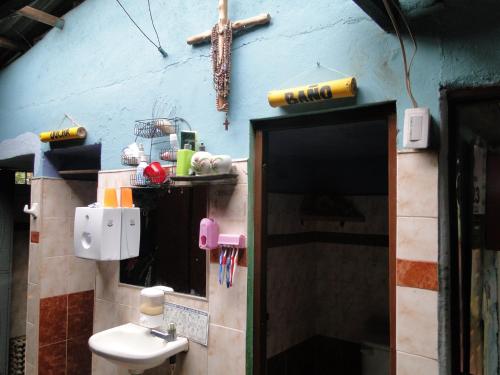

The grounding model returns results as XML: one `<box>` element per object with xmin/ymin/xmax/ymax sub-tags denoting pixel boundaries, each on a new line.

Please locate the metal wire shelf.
<box><xmin>134</xmin><ymin>118</ymin><xmax>178</xmax><ymax>139</ymax></box>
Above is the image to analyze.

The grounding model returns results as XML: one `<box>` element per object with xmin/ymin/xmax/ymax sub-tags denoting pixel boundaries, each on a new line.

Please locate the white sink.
<box><xmin>89</xmin><ymin>323</ymin><xmax>189</xmax><ymax>373</ymax></box>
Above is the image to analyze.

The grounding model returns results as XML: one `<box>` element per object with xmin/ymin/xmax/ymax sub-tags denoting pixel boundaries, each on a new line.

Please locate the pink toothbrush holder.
<box><xmin>218</xmin><ymin>234</ymin><xmax>246</xmax><ymax>248</ymax></box>
<box><xmin>199</xmin><ymin>218</ymin><xmax>219</xmax><ymax>250</ymax></box>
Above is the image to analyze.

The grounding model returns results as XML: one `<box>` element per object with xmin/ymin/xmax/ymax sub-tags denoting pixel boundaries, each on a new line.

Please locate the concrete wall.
<box><xmin>1</xmin><ymin>0</ymin><xmax>499</xmax><ymax>175</ymax></box>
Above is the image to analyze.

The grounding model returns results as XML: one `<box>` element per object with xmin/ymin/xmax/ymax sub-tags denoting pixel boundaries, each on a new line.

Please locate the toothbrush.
<box><xmin>218</xmin><ymin>248</ymin><xmax>224</xmax><ymax>285</ymax></box>
<box><xmin>230</xmin><ymin>248</ymin><xmax>236</xmax><ymax>287</ymax></box>
<box><xmin>226</xmin><ymin>251</ymin><xmax>231</xmax><ymax>288</ymax></box>
<box><xmin>231</xmin><ymin>248</ymin><xmax>239</xmax><ymax>285</ymax></box>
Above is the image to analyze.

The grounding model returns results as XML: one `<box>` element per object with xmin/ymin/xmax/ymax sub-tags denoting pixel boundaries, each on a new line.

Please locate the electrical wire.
<box><xmin>115</xmin><ymin>0</ymin><xmax>166</xmax><ymax>56</ymax></box>
<box><xmin>382</xmin><ymin>0</ymin><xmax>418</xmax><ymax>108</ymax></box>
<box><xmin>147</xmin><ymin>0</ymin><xmax>161</xmax><ymax>47</ymax></box>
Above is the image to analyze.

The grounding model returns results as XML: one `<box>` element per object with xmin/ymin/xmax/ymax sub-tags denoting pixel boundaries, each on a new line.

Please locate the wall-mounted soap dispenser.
<box><xmin>74</xmin><ymin>207</ymin><xmax>140</xmax><ymax>260</ymax></box>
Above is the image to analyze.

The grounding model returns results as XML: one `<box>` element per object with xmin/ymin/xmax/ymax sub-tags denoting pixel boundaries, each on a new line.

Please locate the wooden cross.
<box><xmin>187</xmin><ymin>0</ymin><xmax>271</xmax><ymax>129</ymax></box>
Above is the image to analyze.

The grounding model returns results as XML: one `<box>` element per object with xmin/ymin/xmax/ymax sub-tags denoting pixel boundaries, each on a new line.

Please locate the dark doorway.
<box><xmin>445</xmin><ymin>87</ymin><xmax>500</xmax><ymax>375</ymax></box>
<box><xmin>252</xmin><ymin>103</ymin><xmax>397</xmax><ymax>375</ymax></box>
<box><xmin>0</xmin><ymin>154</ymin><xmax>34</xmax><ymax>375</ymax></box>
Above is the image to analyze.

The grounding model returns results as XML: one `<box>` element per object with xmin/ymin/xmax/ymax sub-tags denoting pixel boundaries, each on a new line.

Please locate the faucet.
<box><xmin>150</xmin><ymin>323</ymin><xmax>177</xmax><ymax>342</ymax></box>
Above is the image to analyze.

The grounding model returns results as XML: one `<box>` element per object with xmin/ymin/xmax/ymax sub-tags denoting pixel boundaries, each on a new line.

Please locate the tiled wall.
<box><xmin>266</xmin><ymin>194</ymin><xmax>389</xmax><ymax>358</ymax></box>
<box><xmin>26</xmin><ymin>178</ymin><xmax>97</xmax><ymax>375</ymax></box>
<box><xmin>92</xmin><ymin>160</ymin><xmax>248</xmax><ymax>375</ymax></box>
<box><xmin>396</xmin><ymin>151</ymin><xmax>439</xmax><ymax>374</ymax></box>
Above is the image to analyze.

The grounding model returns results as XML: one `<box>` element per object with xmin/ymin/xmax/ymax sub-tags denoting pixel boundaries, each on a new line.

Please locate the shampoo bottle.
<box><xmin>176</xmin><ymin>144</ymin><xmax>195</xmax><ymax>176</ymax></box>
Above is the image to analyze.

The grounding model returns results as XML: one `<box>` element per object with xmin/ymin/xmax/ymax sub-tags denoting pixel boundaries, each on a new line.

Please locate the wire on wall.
<box><xmin>115</xmin><ymin>0</ymin><xmax>167</xmax><ymax>57</ymax></box>
<box><xmin>382</xmin><ymin>0</ymin><xmax>418</xmax><ymax>108</ymax></box>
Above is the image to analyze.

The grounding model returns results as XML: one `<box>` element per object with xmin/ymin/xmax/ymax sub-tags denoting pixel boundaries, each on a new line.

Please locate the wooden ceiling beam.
<box><xmin>16</xmin><ymin>6</ymin><xmax>65</xmax><ymax>30</ymax></box>
<box><xmin>0</xmin><ymin>36</ymin><xmax>24</xmax><ymax>51</ymax></box>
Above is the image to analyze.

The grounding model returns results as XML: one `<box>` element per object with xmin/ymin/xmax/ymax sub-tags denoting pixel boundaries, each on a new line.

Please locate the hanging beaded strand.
<box><xmin>211</xmin><ymin>21</ymin><xmax>233</xmax><ymax>130</ymax></box>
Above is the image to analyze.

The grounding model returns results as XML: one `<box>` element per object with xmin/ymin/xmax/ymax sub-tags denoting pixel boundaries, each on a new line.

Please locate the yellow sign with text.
<box><xmin>39</xmin><ymin>127</ymin><xmax>87</xmax><ymax>143</ymax></box>
<box><xmin>267</xmin><ymin>77</ymin><xmax>357</xmax><ymax>108</ymax></box>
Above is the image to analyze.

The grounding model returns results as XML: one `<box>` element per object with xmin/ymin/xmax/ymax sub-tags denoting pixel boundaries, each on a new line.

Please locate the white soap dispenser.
<box><xmin>139</xmin><ymin>286</ymin><xmax>173</xmax><ymax>329</ymax></box>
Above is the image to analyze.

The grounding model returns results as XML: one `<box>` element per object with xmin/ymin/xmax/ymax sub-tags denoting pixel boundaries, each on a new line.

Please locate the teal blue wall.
<box><xmin>0</xmin><ymin>0</ymin><xmax>499</xmax><ymax>175</ymax></box>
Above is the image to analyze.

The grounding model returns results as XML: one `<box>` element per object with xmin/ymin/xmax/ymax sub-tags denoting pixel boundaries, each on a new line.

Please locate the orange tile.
<box><xmin>397</xmin><ymin>259</ymin><xmax>438</xmax><ymax>291</ymax></box>
<box><xmin>39</xmin><ymin>295</ymin><xmax>68</xmax><ymax>347</ymax></box>
<box><xmin>30</xmin><ymin>231</ymin><xmax>39</xmax><ymax>243</ymax></box>
<box><xmin>68</xmin><ymin>290</ymin><xmax>94</xmax><ymax>339</ymax></box>
<box><xmin>39</xmin><ymin>341</ymin><xmax>66</xmax><ymax>375</ymax></box>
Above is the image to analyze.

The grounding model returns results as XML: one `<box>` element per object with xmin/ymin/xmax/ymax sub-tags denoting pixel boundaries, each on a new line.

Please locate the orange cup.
<box><xmin>103</xmin><ymin>188</ymin><xmax>118</xmax><ymax>208</ymax></box>
<box><xmin>120</xmin><ymin>187</ymin><xmax>134</xmax><ymax>208</ymax></box>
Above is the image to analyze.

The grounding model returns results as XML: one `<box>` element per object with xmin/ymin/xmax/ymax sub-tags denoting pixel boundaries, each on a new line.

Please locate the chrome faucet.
<box><xmin>150</xmin><ymin>322</ymin><xmax>177</xmax><ymax>342</ymax></box>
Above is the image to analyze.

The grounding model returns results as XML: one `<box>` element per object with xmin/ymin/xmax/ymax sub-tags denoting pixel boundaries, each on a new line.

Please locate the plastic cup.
<box><xmin>120</xmin><ymin>187</ymin><xmax>134</xmax><ymax>208</ymax></box>
<box><xmin>103</xmin><ymin>188</ymin><xmax>118</xmax><ymax>208</ymax></box>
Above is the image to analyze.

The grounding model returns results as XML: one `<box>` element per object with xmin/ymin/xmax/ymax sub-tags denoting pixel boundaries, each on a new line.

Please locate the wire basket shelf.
<box><xmin>134</xmin><ymin>118</ymin><xmax>179</xmax><ymax>139</ymax></box>
<box><xmin>129</xmin><ymin>165</ymin><xmax>176</xmax><ymax>188</ymax></box>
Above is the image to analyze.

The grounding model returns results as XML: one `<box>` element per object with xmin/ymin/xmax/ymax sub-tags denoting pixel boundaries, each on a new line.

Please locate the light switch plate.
<box><xmin>403</xmin><ymin>107</ymin><xmax>430</xmax><ymax>149</ymax></box>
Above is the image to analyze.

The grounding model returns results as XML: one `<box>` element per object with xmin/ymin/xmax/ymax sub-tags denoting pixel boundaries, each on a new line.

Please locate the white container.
<box><xmin>74</xmin><ymin>207</ymin><xmax>141</xmax><ymax>261</ymax></box>
<box><xmin>121</xmin><ymin>208</ymin><xmax>141</xmax><ymax>259</ymax></box>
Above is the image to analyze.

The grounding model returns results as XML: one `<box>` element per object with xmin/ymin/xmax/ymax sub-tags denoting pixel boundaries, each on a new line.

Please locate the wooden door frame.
<box><xmin>250</xmin><ymin>102</ymin><xmax>397</xmax><ymax>375</ymax></box>
<box><xmin>440</xmin><ymin>85</ymin><xmax>500</xmax><ymax>375</ymax></box>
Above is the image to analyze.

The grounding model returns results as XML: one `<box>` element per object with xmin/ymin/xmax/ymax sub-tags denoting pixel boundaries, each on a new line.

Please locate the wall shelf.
<box><xmin>171</xmin><ymin>173</ymin><xmax>238</xmax><ymax>187</ymax></box>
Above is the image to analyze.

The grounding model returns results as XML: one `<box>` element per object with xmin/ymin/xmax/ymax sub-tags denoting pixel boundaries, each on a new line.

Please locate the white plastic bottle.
<box><xmin>136</xmin><ymin>144</ymin><xmax>148</xmax><ymax>186</ymax></box>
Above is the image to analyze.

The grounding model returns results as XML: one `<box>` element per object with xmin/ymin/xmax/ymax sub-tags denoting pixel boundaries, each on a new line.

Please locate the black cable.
<box><xmin>147</xmin><ymin>0</ymin><xmax>161</xmax><ymax>47</ymax></box>
<box><xmin>115</xmin><ymin>0</ymin><xmax>166</xmax><ymax>56</ymax></box>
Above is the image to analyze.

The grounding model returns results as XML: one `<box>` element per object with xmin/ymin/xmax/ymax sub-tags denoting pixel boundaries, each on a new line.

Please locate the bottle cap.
<box><xmin>199</xmin><ymin>143</ymin><xmax>206</xmax><ymax>151</ymax></box>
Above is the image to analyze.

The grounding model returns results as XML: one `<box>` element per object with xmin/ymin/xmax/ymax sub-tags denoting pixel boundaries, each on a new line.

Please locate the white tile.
<box><xmin>40</xmin><ymin>256</ymin><xmax>68</xmax><ymax>298</ymax></box>
<box><xmin>41</xmin><ymin>217</ymin><xmax>72</xmax><ymax>257</ymax></box>
<box><xmin>207</xmin><ymin>325</ymin><xmax>245</xmax><ymax>375</ymax></box>
<box><xmin>397</xmin><ymin>351</ymin><xmax>438</xmax><ymax>375</ymax></box>
<box><xmin>42</xmin><ymin>179</ymin><xmax>72</xmax><ymax>218</ymax></box>
<box><xmin>397</xmin><ymin>286</ymin><xmax>438</xmax><ymax>359</ymax></box>
<box><xmin>28</xmin><ymin>243</ymin><xmax>41</xmax><ymax>284</ymax></box>
<box><xmin>173</xmin><ymin>341</ymin><xmax>207</xmax><ymax>375</ymax></box>
<box><xmin>397</xmin><ymin>152</ymin><xmax>438</xmax><ymax>217</ymax></box>
<box><xmin>397</xmin><ymin>217</ymin><xmax>438</xmax><ymax>262</ymax></box>
<box><xmin>208</xmin><ymin>184</ymin><xmax>248</xmax><ymax>235</ymax></box>
<box><xmin>67</xmin><ymin>255</ymin><xmax>96</xmax><ymax>293</ymax></box>
<box><xmin>26</xmin><ymin>282</ymin><xmax>39</xmax><ymax>325</ymax></box>
<box><xmin>208</xmin><ymin>263</ymin><xmax>247</xmax><ymax>331</ymax></box>
<box><xmin>25</xmin><ymin>322</ymin><xmax>38</xmax><ymax>366</ymax></box>
<box><xmin>95</xmin><ymin>261</ymin><xmax>119</xmax><ymax>302</ymax></box>
<box><xmin>94</xmin><ymin>299</ymin><xmax>120</xmax><ymax>333</ymax></box>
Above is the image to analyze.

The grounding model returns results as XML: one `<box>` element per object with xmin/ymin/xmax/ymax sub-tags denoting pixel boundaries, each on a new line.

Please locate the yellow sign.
<box><xmin>267</xmin><ymin>77</ymin><xmax>357</xmax><ymax>108</ymax></box>
<box><xmin>39</xmin><ymin>127</ymin><xmax>87</xmax><ymax>143</ymax></box>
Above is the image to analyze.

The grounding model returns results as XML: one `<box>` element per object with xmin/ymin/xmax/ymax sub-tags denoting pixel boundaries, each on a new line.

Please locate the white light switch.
<box><xmin>403</xmin><ymin>107</ymin><xmax>430</xmax><ymax>149</ymax></box>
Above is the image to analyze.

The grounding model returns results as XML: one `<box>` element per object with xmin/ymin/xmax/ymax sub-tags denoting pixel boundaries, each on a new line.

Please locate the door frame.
<box><xmin>440</xmin><ymin>85</ymin><xmax>500</xmax><ymax>375</ymax></box>
<box><xmin>250</xmin><ymin>102</ymin><xmax>397</xmax><ymax>375</ymax></box>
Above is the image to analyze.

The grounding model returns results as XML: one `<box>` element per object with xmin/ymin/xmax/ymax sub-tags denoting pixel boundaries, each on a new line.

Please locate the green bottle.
<box><xmin>176</xmin><ymin>144</ymin><xmax>195</xmax><ymax>176</ymax></box>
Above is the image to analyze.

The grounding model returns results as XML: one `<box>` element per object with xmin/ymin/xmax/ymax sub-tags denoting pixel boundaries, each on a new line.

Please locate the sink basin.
<box><xmin>89</xmin><ymin>323</ymin><xmax>188</xmax><ymax>373</ymax></box>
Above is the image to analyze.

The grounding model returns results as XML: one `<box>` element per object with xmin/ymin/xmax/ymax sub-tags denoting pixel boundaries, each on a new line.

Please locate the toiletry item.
<box><xmin>161</xmin><ymin>134</ymin><xmax>179</xmax><ymax>162</ymax></box>
<box><xmin>176</xmin><ymin>144</ymin><xmax>195</xmax><ymax>176</ymax></box>
<box><xmin>135</xmin><ymin>144</ymin><xmax>148</xmax><ymax>185</ymax></box>
<box><xmin>199</xmin><ymin>218</ymin><xmax>219</xmax><ymax>250</ymax></box>
<box><xmin>180</xmin><ymin>131</ymin><xmax>198</xmax><ymax>151</ymax></box>
<box><xmin>210</xmin><ymin>155</ymin><xmax>232</xmax><ymax>175</ymax></box>
<box><xmin>154</xmin><ymin>119</ymin><xmax>175</xmax><ymax>135</ymax></box>
<box><xmin>139</xmin><ymin>287</ymin><xmax>164</xmax><ymax>328</ymax></box>
<box><xmin>191</xmin><ymin>143</ymin><xmax>212</xmax><ymax>175</ymax></box>
<box><xmin>120</xmin><ymin>187</ymin><xmax>134</xmax><ymax>208</ymax></box>
<box><xmin>103</xmin><ymin>188</ymin><xmax>118</xmax><ymax>208</ymax></box>
<box><xmin>143</xmin><ymin>162</ymin><xmax>167</xmax><ymax>184</ymax></box>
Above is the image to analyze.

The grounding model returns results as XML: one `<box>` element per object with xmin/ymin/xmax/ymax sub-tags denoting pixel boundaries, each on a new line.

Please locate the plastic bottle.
<box><xmin>136</xmin><ymin>144</ymin><xmax>148</xmax><ymax>185</ymax></box>
<box><xmin>176</xmin><ymin>144</ymin><xmax>195</xmax><ymax>176</ymax></box>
